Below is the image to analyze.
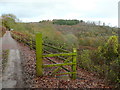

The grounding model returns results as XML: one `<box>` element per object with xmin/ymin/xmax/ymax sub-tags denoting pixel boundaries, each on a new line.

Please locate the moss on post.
<box><xmin>36</xmin><ymin>33</ymin><xmax>43</xmax><ymax>76</ymax></box>
<box><xmin>72</xmin><ymin>48</ymin><xmax>77</xmax><ymax>79</ymax></box>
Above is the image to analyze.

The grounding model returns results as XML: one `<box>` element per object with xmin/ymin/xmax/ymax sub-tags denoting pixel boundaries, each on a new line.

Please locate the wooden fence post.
<box><xmin>30</xmin><ymin>37</ymin><xmax>32</xmax><ymax>50</ymax></box>
<box><xmin>36</xmin><ymin>33</ymin><xmax>43</xmax><ymax>76</ymax></box>
<box><xmin>72</xmin><ymin>48</ymin><xmax>77</xmax><ymax>79</ymax></box>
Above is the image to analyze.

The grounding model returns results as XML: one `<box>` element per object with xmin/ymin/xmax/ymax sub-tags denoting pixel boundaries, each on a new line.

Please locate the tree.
<box><xmin>53</xmin><ymin>19</ymin><xmax>79</xmax><ymax>25</ymax></box>
<box><xmin>98</xmin><ymin>21</ymin><xmax>101</xmax><ymax>26</ymax></box>
<box><xmin>98</xmin><ymin>36</ymin><xmax>119</xmax><ymax>64</ymax></box>
<box><xmin>103</xmin><ymin>22</ymin><xmax>105</xmax><ymax>26</ymax></box>
<box><xmin>2</xmin><ymin>14</ymin><xmax>17</xmax><ymax>30</ymax></box>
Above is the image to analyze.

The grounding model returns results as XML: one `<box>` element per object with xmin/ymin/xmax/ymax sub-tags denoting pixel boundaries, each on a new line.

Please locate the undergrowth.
<box><xmin>2</xmin><ymin>50</ymin><xmax>9</xmax><ymax>73</ymax></box>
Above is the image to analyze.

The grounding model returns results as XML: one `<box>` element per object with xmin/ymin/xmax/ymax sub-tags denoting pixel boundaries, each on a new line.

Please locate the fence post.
<box><xmin>72</xmin><ymin>48</ymin><xmax>77</xmax><ymax>79</ymax></box>
<box><xmin>30</xmin><ymin>37</ymin><xmax>32</xmax><ymax>50</ymax></box>
<box><xmin>36</xmin><ymin>33</ymin><xmax>43</xmax><ymax>76</ymax></box>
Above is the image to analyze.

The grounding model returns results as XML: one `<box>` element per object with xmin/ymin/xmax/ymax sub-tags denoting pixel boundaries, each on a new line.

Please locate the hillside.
<box><xmin>13</xmin><ymin>21</ymin><xmax>118</xmax><ymax>48</ymax></box>
<box><xmin>1</xmin><ymin>14</ymin><xmax>120</xmax><ymax>88</ymax></box>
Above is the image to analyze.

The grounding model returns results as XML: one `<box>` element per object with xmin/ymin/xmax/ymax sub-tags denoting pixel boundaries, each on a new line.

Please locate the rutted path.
<box><xmin>0</xmin><ymin>31</ymin><xmax>23</xmax><ymax>89</ymax></box>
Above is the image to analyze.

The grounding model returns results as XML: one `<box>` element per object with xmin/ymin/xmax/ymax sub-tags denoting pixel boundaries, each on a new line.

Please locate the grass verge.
<box><xmin>2</xmin><ymin>50</ymin><xmax>9</xmax><ymax>73</ymax></box>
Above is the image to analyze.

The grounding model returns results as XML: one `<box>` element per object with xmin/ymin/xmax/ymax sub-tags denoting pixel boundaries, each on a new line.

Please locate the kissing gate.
<box><xmin>36</xmin><ymin>33</ymin><xmax>77</xmax><ymax>79</ymax></box>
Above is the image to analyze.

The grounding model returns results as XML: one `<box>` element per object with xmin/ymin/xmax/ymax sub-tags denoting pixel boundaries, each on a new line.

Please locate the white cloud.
<box><xmin>0</xmin><ymin>0</ymin><xmax>119</xmax><ymax>26</ymax></box>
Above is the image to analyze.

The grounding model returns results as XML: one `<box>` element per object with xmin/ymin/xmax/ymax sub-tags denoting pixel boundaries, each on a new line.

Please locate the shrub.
<box><xmin>79</xmin><ymin>50</ymin><xmax>93</xmax><ymax>70</ymax></box>
<box><xmin>97</xmin><ymin>36</ymin><xmax>119</xmax><ymax>65</ymax></box>
<box><xmin>79</xmin><ymin>36</ymin><xmax>120</xmax><ymax>87</ymax></box>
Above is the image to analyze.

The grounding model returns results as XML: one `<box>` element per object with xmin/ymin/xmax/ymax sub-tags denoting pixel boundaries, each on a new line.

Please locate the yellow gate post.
<box><xmin>36</xmin><ymin>33</ymin><xmax>43</xmax><ymax>76</ymax></box>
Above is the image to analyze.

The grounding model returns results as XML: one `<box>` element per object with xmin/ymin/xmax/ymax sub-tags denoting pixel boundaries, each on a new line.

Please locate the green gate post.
<box><xmin>72</xmin><ymin>48</ymin><xmax>77</xmax><ymax>79</ymax></box>
<box><xmin>36</xmin><ymin>33</ymin><xmax>43</xmax><ymax>76</ymax></box>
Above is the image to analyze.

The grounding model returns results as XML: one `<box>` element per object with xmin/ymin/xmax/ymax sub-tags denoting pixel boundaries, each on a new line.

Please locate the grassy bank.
<box><xmin>2</xmin><ymin>50</ymin><xmax>9</xmax><ymax>73</ymax></box>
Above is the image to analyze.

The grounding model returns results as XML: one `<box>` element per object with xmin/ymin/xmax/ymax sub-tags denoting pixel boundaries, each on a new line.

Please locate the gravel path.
<box><xmin>0</xmin><ymin>31</ymin><xmax>18</xmax><ymax>50</ymax></box>
<box><xmin>0</xmin><ymin>31</ymin><xmax>23</xmax><ymax>89</ymax></box>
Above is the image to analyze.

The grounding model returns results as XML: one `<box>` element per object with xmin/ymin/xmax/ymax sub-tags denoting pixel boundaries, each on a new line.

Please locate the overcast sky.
<box><xmin>0</xmin><ymin>0</ymin><xmax>119</xmax><ymax>27</ymax></box>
